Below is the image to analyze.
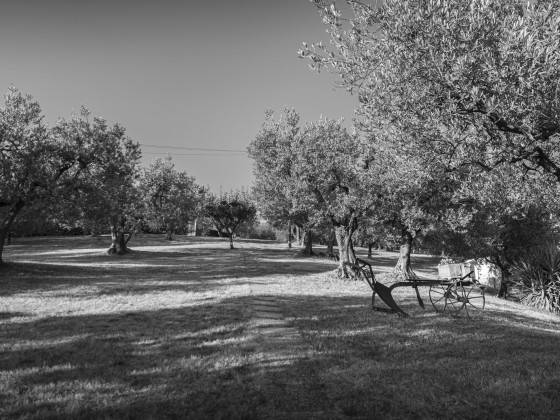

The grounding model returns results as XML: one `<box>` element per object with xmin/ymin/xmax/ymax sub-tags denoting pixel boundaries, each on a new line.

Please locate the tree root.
<box><xmin>298</xmin><ymin>249</ymin><xmax>314</xmax><ymax>256</ymax></box>
<box><xmin>393</xmin><ymin>266</ymin><xmax>418</xmax><ymax>280</ymax></box>
<box><xmin>106</xmin><ymin>247</ymin><xmax>129</xmax><ymax>255</ymax></box>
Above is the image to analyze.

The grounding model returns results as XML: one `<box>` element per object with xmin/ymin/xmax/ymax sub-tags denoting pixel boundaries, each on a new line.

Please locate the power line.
<box><xmin>143</xmin><ymin>151</ymin><xmax>248</xmax><ymax>156</ymax></box>
<box><xmin>140</xmin><ymin>143</ymin><xmax>247</xmax><ymax>152</ymax></box>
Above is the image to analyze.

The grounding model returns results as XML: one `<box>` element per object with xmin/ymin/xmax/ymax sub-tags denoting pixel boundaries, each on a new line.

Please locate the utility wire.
<box><xmin>140</xmin><ymin>143</ymin><xmax>246</xmax><ymax>152</ymax></box>
<box><xmin>143</xmin><ymin>152</ymin><xmax>248</xmax><ymax>156</ymax></box>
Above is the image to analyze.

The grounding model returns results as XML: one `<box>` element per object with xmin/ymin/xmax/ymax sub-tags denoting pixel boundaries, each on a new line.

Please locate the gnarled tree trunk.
<box><xmin>107</xmin><ymin>215</ymin><xmax>132</xmax><ymax>255</ymax></box>
<box><xmin>368</xmin><ymin>243</ymin><xmax>374</xmax><ymax>258</ymax></box>
<box><xmin>394</xmin><ymin>228</ymin><xmax>416</xmax><ymax>279</ymax></box>
<box><xmin>0</xmin><ymin>199</ymin><xmax>25</xmax><ymax>266</ymax></box>
<box><xmin>326</xmin><ymin>228</ymin><xmax>336</xmax><ymax>256</ymax></box>
<box><xmin>165</xmin><ymin>223</ymin><xmax>173</xmax><ymax>241</ymax></box>
<box><xmin>335</xmin><ymin>214</ymin><xmax>358</xmax><ymax>278</ymax></box>
<box><xmin>288</xmin><ymin>220</ymin><xmax>292</xmax><ymax>249</ymax></box>
<box><xmin>228</xmin><ymin>232</ymin><xmax>235</xmax><ymax>250</ymax></box>
<box><xmin>301</xmin><ymin>228</ymin><xmax>313</xmax><ymax>255</ymax></box>
<box><xmin>494</xmin><ymin>255</ymin><xmax>509</xmax><ymax>299</ymax></box>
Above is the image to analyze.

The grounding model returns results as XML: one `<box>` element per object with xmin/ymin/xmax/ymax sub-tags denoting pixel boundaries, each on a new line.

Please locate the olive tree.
<box><xmin>290</xmin><ymin>116</ymin><xmax>380</xmax><ymax>275</ymax></box>
<box><xmin>204</xmin><ymin>192</ymin><xmax>257</xmax><ymax>250</ymax></box>
<box><xmin>248</xmin><ymin>109</ymin><xmax>317</xmax><ymax>254</ymax></box>
<box><xmin>51</xmin><ymin>108</ymin><xmax>141</xmax><ymax>255</ymax></box>
<box><xmin>298</xmin><ymin>0</ymin><xmax>560</xmax><ymax>277</ymax></box>
<box><xmin>0</xmin><ymin>87</ymin><xmax>141</xmax><ymax>261</ymax></box>
<box><xmin>0</xmin><ymin>87</ymin><xmax>51</xmax><ymax>262</ymax></box>
<box><xmin>141</xmin><ymin>156</ymin><xmax>204</xmax><ymax>240</ymax></box>
<box><xmin>423</xmin><ymin>165</ymin><xmax>560</xmax><ymax>296</ymax></box>
<box><xmin>251</xmin><ymin>108</ymin><xmax>382</xmax><ymax>275</ymax></box>
<box><xmin>302</xmin><ymin>0</ymin><xmax>560</xmax><ymax>183</ymax></box>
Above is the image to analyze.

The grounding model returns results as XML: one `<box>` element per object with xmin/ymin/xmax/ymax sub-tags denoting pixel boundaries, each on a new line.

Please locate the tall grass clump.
<box><xmin>511</xmin><ymin>243</ymin><xmax>560</xmax><ymax>314</ymax></box>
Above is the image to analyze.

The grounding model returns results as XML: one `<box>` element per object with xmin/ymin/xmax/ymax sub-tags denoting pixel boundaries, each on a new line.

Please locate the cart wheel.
<box><xmin>443</xmin><ymin>282</ymin><xmax>466</xmax><ymax>316</ymax></box>
<box><xmin>445</xmin><ymin>282</ymin><xmax>485</xmax><ymax>317</ymax></box>
<box><xmin>429</xmin><ymin>283</ymin><xmax>450</xmax><ymax>312</ymax></box>
<box><xmin>462</xmin><ymin>282</ymin><xmax>485</xmax><ymax>314</ymax></box>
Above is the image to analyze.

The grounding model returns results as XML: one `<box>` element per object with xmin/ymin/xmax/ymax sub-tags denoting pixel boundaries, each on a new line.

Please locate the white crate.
<box><xmin>438</xmin><ymin>264</ymin><xmax>462</xmax><ymax>278</ymax></box>
<box><xmin>461</xmin><ymin>263</ymin><xmax>476</xmax><ymax>278</ymax></box>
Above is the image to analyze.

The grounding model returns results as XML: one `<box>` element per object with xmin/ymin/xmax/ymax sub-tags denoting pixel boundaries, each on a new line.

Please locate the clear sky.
<box><xmin>0</xmin><ymin>0</ymin><xmax>358</xmax><ymax>192</ymax></box>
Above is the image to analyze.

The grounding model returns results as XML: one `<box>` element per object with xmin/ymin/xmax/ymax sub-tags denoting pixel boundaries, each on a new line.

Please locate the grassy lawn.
<box><xmin>1</xmin><ymin>235</ymin><xmax>560</xmax><ymax>419</ymax></box>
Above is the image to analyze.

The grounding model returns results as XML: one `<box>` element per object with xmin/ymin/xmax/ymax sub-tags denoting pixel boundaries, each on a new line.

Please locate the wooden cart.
<box><xmin>352</xmin><ymin>258</ymin><xmax>486</xmax><ymax>318</ymax></box>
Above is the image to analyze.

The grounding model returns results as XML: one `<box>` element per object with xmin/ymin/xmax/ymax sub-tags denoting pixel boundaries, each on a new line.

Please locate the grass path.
<box><xmin>1</xmin><ymin>235</ymin><xmax>560</xmax><ymax>419</ymax></box>
<box><xmin>243</xmin><ymin>249</ymin><xmax>339</xmax><ymax>419</ymax></box>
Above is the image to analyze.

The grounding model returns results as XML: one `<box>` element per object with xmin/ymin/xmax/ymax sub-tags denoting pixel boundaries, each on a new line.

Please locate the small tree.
<box><xmin>204</xmin><ymin>192</ymin><xmax>256</xmax><ymax>249</ymax></box>
<box><xmin>250</xmin><ymin>108</ymin><xmax>380</xmax><ymax>274</ymax></box>
<box><xmin>141</xmin><ymin>156</ymin><xmax>204</xmax><ymax>240</ymax></box>
<box><xmin>290</xmin><ymin>117</ymin><xmax>373</xmax><ymax>274</ymax></box>
<box><xmin>249</xmin><ymin>108</ymin><xmax>304</xmax><ymax>249</ymax></box>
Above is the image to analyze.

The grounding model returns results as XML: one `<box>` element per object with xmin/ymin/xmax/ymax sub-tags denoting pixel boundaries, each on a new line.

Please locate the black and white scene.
<box><xmin>1</xmin><ymin>0</ymin><xmax>560</xmax><ymax>418</ymax></box>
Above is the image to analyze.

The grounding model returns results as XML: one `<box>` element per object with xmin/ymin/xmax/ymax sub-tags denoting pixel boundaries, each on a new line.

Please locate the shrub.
<box><xmin>511</xmin><ymin>243</ymin><xmax>560</xmax><ymax>315</ymax></box>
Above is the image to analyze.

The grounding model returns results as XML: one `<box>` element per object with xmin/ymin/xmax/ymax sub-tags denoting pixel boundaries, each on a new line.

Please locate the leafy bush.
<box><xmin>511</xmin><ymin>243</ymin><xmax>560</xmax><ymax>314</ymax></box>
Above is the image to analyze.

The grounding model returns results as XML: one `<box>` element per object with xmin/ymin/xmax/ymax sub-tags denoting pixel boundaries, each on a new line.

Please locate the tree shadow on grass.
<box><xmin>0</xmin><ymin>246</ymin><xmax>336</xmax><ymax>297</ymax></box>
<box><xmin>0</xmin><ymin>261</ymin><xmax>247</xmax><ymax>297</ymax></box>
<box><xmin>2</xmin><ymin>291</ymin><xmax>560</xmax><ymax>419</ymax></box>
<box><xmin>0</xmin><ymin>312</ymin><xmax>28</xmax><ymax>320</ymax></box>
<box><xmin>5</xmin><ymin>235</ymin><xmax>279</xmax><ymax>254</ymax></box>
<box><xmin>284</xmin><ymin>292</ymin><xmax>560</xmax><ymax>418</ymax></box>
<box><xmin>0</xmin><ymin>295</ymin><xmax>319</xmax><ymax>419</ymax></box>
<box><xmin>6</xmin><ymin>237</ymin><xmax>557</xmax><ymax>416</ymax></box>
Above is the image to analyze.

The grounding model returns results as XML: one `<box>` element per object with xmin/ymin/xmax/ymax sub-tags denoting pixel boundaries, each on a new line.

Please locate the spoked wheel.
<box><xmin>429</xmin><ymin>283</ymin><xmax>450</xmax><ymax>312</ymax></box>
<box><xmin>444</xmin><ymin>281</ymin><xmax>485</xmax><ymax>317</ymax></box>
<box><xmin>461</xmin><ymin>282</ymin><xmax>486</xmax><ymax>315</ymax></box>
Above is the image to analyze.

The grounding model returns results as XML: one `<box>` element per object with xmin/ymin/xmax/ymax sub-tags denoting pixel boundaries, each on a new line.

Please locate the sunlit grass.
<box><xmin>1</xmin><ymin>235</ymin><xmax>560</xmax><ymax>418</ymax></box>
<box><xmin>277</xmin><ymin>272</ymin><xmax>560</xmax><ymax>419</ymax></box>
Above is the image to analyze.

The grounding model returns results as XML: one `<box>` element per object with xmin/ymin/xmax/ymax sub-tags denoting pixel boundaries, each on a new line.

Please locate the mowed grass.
<box><xmin>1</xmin><ymin>235</ymin><xmax>560</xmax><ymax>419</ymax></box>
